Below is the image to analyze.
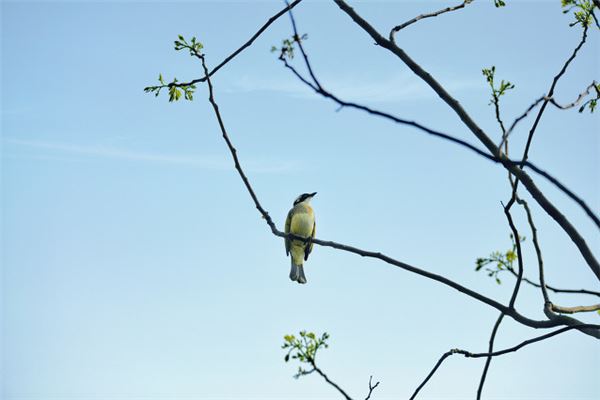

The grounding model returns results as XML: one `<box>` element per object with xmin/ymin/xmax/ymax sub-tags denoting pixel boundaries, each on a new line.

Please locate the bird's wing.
<box><xmin>304</xmin><ymin>220</ymin><xmax>316</xmax><ymax>261</ymax></box>
<box><xmin>285</xmin><ymin>209</ymin><xmax>292</xmax><ymax>256</ymax></box>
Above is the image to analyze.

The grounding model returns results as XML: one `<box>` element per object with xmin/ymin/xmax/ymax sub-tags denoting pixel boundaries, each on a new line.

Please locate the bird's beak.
<box><xmin>310</xmin><ymin>192</ymin><xmax>317</xmax><ymax>197</ymax></box>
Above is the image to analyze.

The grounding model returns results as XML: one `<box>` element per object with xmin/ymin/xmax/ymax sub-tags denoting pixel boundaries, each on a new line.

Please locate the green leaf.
<box><xmin>506</xmin><ymin>250</ymin><xmax>517</xmax><ymax>263</ymax></box>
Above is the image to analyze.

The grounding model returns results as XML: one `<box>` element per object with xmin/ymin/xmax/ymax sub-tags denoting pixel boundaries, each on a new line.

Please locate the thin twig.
<box><xmin>311</xmin><ymin>361</ymin><xmax>354</xmax><ymax>400</ymax></box>
<box><xmin>518</xmin><ymin>198</ymin><xmax>551</xmax><ymax>303</ymax></box>
<box><xmin>501</xmin><ymin>81</ymin><xmax>599</xmax><ymax>149</ymax></box>
<box><xmin>364</xmin><ymin>376</ymin><xmax>380</xmax><ymax>400</ymax></box>
<box><xmin>477</xmin><ymin>198</ymin><xmax>526</xmax><ymax>399</ymax></box>
<box><xmin>389</xmin><ymin>1</ymin><xmax>470</xmax><ymax>41</ymax></box>
<box><xmin>592</xmin><ymin>9</ymin><xmax>600</xmax><ymax>29</ymax></box>
<box><xmin>476</xmin><ymin>313</ymin><xmax>504</xmax><ymax>400</ymax></box>
<box><xmin>468</xmin><ymin>324</ymin><xmax>600</xmax><ymax>357</ymax></box>
<box><xmin>501</xmin><ymin>96</ymin><xmax>545</xmax><ymax>148</ymax></box>
<box><xmin>409</xmin><ymin>350</ymin><xmax>454</xmax><ymax>400</ymax></box>
<box><xmin>506</xmin><ymin>264</ymin><xmax>600</xmax><ymax>296</ymax></box>
<box><xmin>410</xmin><ymin>324</ymin><xmax>600</xmax><ymax>399</ymax></box>
<box><xmin>519</xmin><ymin>23</ymin><xmax>589</xmax><ymax>170</ymax></box>
<box><xmin>199</xmin><ymin>55</ymin><xmax>279</xmax><ymax>236</ymax></box>
<box><xmin>504</xmin><ymin>264</ymin><xmax>600</xmax><ymax>296</ymax></box>
<box><xmin>548</xmin><ymin>81</ymin><xmax>598</xmax><ymax>110</ymax></box>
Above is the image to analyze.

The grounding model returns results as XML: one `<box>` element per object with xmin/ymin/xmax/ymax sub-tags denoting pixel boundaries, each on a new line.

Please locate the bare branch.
<box><xmin>199</xmin><ymin>55</ymin><xmax>280</xmax><ymax>237</ymax></box>
<box><xmin>310</xmin><ymin>361</ymin><xmax>354</xmax><ymax>400</ymax></box>
<box><xmin>551</xmin><ymin>303</ymin><xmax>600</xmax><ymax>314</ymax></box>
<box><xmin>278</xmin><ymin>51</ymin><xmax>494</xmax><ymax>161</ymax></box>
<box><xmin>543</xmin><ymin>302</ymin><xmax>600</xmax><ymax>338</ymax></box>
<box><xmin>524</xmin><ymin>162</ymin><xmax>600</xmax><ymax>230</ymax></box>
<box><xmin>302</xmin><ymin>233</ymin><xmax>600</xmax><ymax>336</ymax></box>
<box><xmin>409</xmin><ymin>350</ymin><xmax>453</xmax><ymax>400</ymax></box>
<box><xmin>519</xmin><ymin>23</ymin><xmax>589</xmax><ymax>170</ymax></box>
<box><xmin>548</xmin><ymin>80</ymin><xmax>599</xmax><ymax>110</ymax></box>
<box><xmin>505</xmin><ymin>205</ymin><xmax>526</xmax><ymax>309</ymax></box>
<box><xmin>541</xmin><ymin>283</ymin><xmax>600</xmax><ymax>297</ymax></box>
<box><xmin>364</xmin><ymin>376</ymin><xmax>380</xmax><ymax>400</ymax></box>
<box><xmin>502</xmin><ymin>96</ymin><xmax>546</xmax><ymax>147</ymax></box>
<box><xmin>593</xmin><ymin>9</ymin><xmax>600</xmax><ymax>29</ymax></box>
<box><xmin>501</xmin><ymin>81</ymin><xmax>598</xmax><ymax>149</ymax></box>
<box><xmin>501</xmin><ymin>263</ymin><xmax>600</xmax><ymax>297</ymax></box>
<box><xmin>389</xmin><ymin>1</ymin><xmax>470</xmax><ymax>41</ymax></box>
<box><xmin>518</xmin><ymin>198</ymin><xmax>551</xmax><ymax>303</ymax></box>
<box><xmin>476</xmin><ymin>313</ymin><xmax>504</xmax><ymax>400</ymax></box>
<box><xmin>278</xmin><ymin>15</ymin><xmax>600</xmax><ymax>231</ymax></box>
<box><xmin>477</xmin><ymin>197</ymin><xmax>527</xmax><ymax>399</ymax></box>
<box><xmin>333</xmin><ymin>0</ymin><xmax>600</xmax><ymax>281</ymax></box>
<box><xmin>411</xmin><ymin>324</ymin><xmax>600</xmax><ymax>399</ymax></box>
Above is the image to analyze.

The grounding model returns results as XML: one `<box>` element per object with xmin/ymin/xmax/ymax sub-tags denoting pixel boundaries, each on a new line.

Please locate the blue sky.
<box><xmin>2</xmin><ymin>0</ymin><xmax>599</xmax><ymax>399</ymax></box>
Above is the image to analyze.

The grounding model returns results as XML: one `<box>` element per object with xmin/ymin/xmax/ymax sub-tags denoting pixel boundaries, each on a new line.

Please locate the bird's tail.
<box><xmin>297</xmin><ymin>265</ymin><xmax>307</xmax><ymax>284</ymax></box>
<box><xmin>289</xmin><ymin>259</ymin><xmax>307</xmax><ymax>284</ymax></box>
<box><xmin>289</xmin><ymin>259</ymin><xmax>299</xmax><ymax>281</ymax></box>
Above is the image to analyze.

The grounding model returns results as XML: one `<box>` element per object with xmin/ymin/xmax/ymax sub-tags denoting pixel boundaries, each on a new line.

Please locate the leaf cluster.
<box><xmin>282</xmin><ymin>331</ymin><xmax>329</xmax><ymax>379</ymax></box>
<box><xmin>578</xmin><ymin>82</ymin><xmax>600</xmax><ymax>113</ymax></box>
<box><xmin>143</xmin><ymin>35</ymin><xmax>201</xmax><ymax>102</ymax></box>
<box><xmin>494</xmin><ymin>0</ymin><xmax>506</xmax><ymax>7</ymax></box>
<box><xmin>475</xmin><ymin>234</ymin><xmax>524</xmax><ymax>285</ymax></box>
<box><xmin>174</xmin><ymin>34</ymin><xmax>204</xmax><ymax>57</ymax></box>
<box><xmin>271</xmin><ymin>33</ymin><xmax>308</xmax><ymax>60</ymax></box>
<box><xmin>143</xmin><ymin>74</ymin><xmax>196</xmax><ymax>102</ymax></box>
<box><xmin>482</xmin><ymin>66</ymin><xmax>515</xmax><ymax>106</ymax></box>
<box><xmin>561</xmin><ymin>0</ymin><xmax>596</xmax><ymax>28</ymax></box>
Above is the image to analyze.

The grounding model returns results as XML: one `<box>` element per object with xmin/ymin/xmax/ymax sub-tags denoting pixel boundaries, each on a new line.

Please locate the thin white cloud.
<box><xmin>3</xmin><ymin>138</ymin><xmax>296</xmax><ymax>174</ymax></box>
<box><xmin>228</xmin><ymin>72</ymin><xmax>482</xmax><ymax>103</ymax></box>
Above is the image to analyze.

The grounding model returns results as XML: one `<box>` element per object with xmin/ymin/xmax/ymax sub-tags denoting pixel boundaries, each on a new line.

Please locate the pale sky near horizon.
<box><xmin>2</xmin><ymin>0</ymin><xmax>599</xmax><ymax>399</ymax></box>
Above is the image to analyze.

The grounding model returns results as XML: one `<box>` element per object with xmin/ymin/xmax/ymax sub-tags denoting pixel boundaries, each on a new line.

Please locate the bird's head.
<box><xmin>293</xmin><ymin>192</ymin><xmax>317</xmax><ymax>205</ymax></box>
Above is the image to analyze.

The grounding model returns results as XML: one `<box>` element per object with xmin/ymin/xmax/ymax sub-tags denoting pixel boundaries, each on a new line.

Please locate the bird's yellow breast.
<box><xmin>289</xmin><ymin>204</ymin><xmax>314</xmax><ymax>238</ymax></box>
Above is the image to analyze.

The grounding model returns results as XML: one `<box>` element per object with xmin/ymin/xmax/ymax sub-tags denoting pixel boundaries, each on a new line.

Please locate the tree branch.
<box><xmin>518</xmin><ymin>198</ymin><xmax>552</xmax><ymax>303</ymax></box>
<box><xmin>389</xmin><ymin>0</ymin><xmax>470</xmax><ymax>41</ymax></box>
<box><xmin>364</xmin><ymin>376</ymin><xmax>380</xmax><ymax>400</ymax></box>
<box><xmin>277</xmin><ymin>15</ymin><xmax>599</xmax><ymax>231</ymax></box>
<box><xmin>548</xmin><ymin>80</ymin><xmax>599</xmax><ymax>110</ymax></box>
<box><xmin>199</xmin><ymin>55</ymin><xmax>280</xmax><ymax>236</ymax></box>
<box><xmin>475</xmin><ymin>313</ymin><xmax>504</xmax><ymax>400</ymax></box>
<box><xmin>149</xmin><ymin>0</ymin><xmax>303</xmax><ymax>91</ymax></box>
<box><xmin>477</xmin><ymin>195</ymin><xmax>527</xmax><ymax>399</ymax></box>
<box><xmin>519</xmin><ymin>24</ymin><xmax>589</xmax><ymax>171</ymax></box>
<box><xmin>333</xmin><ymin>0</ymin><xmax>600</xmax><ymax>281</ymax></box>
<box><xmin>501</xmin><ymin>264</ymin><xmax>600</xmax><ymax>297</ymax></box>
<box><xmin>411</xmin><ymin>324</ymin><xmax>600</xmax><ymax>399</ymax></box>
<box><xmin>501</xmin><ymin>81</ymin><xmax>599</xmax><ymax>150</ymax></box>
<box><xmin>551</xmin><ymin>303</ymin><xmax>600</xmax><ymax>314</ymax></box>
<box><xmin>310</xmin><ymin>360</ymin><xmax>354</xmax><ymax>400</ymax></box>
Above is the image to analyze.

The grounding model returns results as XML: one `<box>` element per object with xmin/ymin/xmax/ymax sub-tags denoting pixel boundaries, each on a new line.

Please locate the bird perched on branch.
<box><xmin>285</xmin><ymin>192</ymin><xmax>317</xmax><ymax>284</ymax></box>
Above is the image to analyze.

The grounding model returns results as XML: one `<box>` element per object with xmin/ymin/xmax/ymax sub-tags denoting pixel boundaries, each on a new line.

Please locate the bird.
<box><xmin>285</xmin><ymin>192</ymin><xmax>317</xmax><ymax>284</ymax></box>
